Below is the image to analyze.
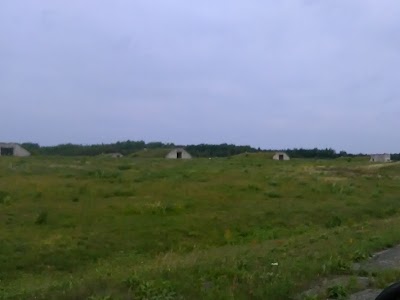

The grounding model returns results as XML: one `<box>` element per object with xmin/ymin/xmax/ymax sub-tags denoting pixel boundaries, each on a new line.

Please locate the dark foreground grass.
<box><xmin>1</xmin><ymin>154</ymin><xmax>400</xmax><ymax>299</ymax></box>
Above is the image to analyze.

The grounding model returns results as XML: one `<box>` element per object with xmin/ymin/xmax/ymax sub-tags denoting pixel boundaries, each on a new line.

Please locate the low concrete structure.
<box><xmin>273</xmin><ymin>152</ymin><xmax>290</xmax><ymax>161</ymax></box>
<box><xmin>166</xmin><ymin>148</ymin><xmax>192</xmax><ymax>159</ymax></box>
<box><xmin>0</xmin><ymin>143</ymin><xmax>31</xmax><ymax>157</ymax></box>
<box><xmin>109</xmin><ymin>153</ymin><xmax>123</xmax><ymax>158</ymax></box>
<box><xmin>370</xmin><ymin>154</ymin><xmax>391</xmax><ymax>163</ymax></box>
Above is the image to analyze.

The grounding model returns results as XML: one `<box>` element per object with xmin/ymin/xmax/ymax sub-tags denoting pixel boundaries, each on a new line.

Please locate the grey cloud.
<box><xmin>0</xmin><ymin>1</ymin><xmax>399</xmax><ymax>152</ymax></box>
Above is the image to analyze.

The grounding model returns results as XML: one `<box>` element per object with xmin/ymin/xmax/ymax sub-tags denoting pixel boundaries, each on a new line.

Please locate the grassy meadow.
<box><xmin>1</xmin><ymin>154</ymin><xmax>400</xmax><ymax>299</ymax></box>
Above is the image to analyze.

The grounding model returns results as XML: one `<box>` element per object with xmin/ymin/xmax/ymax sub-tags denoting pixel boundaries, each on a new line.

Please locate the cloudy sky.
<box><xmin>1</xmin><ymin>1</ymin><xmax>399</xmax><ymax>152</ymax></box>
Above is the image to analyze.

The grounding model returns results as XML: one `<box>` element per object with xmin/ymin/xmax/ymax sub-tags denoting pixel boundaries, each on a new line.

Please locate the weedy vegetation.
<box><xmin>1</xmin><ymin>154</ymin><xmax>400</xmax><ymax>299</ymax></box>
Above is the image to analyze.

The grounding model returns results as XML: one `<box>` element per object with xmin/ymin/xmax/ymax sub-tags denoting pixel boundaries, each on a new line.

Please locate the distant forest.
<box><xmin>20</xmin><ymin>141</ymin><xmax>399</xmax><ymax>160</ymax></box>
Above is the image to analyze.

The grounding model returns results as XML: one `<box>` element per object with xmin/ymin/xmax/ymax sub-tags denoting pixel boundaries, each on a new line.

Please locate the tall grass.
<box><xmin>0</xmin><ymin>155</ymin><xmax>399</xmax><ymax>299</ymax></box>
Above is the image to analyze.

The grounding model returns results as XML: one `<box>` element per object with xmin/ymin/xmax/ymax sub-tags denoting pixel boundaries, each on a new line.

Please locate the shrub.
<box><xmin>35</xmin><ymin>211</ymin><xmax>48</xmax><ymax>225</ymax></box>
<box><xmin>326</xmin><ymin>285</ymin><xmax>347</xmax><ymax>299</ymax></box>
<box><xmin>88</xmin><ymin>296</ymin><xmax>113</xmax><ymax>300</ymax></box>
<box><xmin>113</xmin><ymin>190</ymin><xmax>136</xmax><ymax>197</ymax></box>
<box><xmin>325</xmin><ymin>215</ymin><xmax>342</xmax><ymax>228</ymax></box>
<box><xmin>0</xmin><ymin>191</ymin><xmax>10</xmax><ymax>204</ymax></box>
<box><xmin>266</xmin><ymin>192</ymin><xmax>281</xmax><ymax>198</ymax></box>
<box><xmin>117</xmin><ymin>165</ymin><xmax>132</xmax><ymax>171</ymax></box>
<box><xmin>247</xmin><ymin>184</ymin><xmax>261</xmax><ymax>191</ymax></box>
<box><xmin>88</xmin><ymin>170</ymin><xmax>121</xmax><ymax>179</ymax></box>
<box><xmin>124</xmin><ymin>276</ymin><xmax>177</xmax><ymax>300</ymax></box>
<box><xmin>322</xmin><ymin>256</ymin><xmax>351</xmax><ymax>274</ymax></box>
<box><xmin>352</xmin><ymin>250</ymin><xmax>370</xmax><ymax>262</ymax></box>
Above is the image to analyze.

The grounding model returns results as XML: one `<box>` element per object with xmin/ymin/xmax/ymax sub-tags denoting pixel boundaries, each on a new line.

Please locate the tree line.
<box><xmin>20</xmin><ymin>141</ymin><xmax>398</xmax><ymax>160</ymax></box>
<box><xmin>21</xmin><ymin>141</ymin><xmax>173</xmax><ymax>156</ymax></box>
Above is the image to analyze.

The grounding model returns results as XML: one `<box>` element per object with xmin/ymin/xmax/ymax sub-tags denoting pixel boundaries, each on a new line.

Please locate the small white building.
<box><xmin>165</xmin><ymin>148</ymin><xmax>192</xmax><ymax>159</ymax></box>
<box><xmin>370</xmin><ymin>154</ymin><xmax>391</xmax><ymax>163</ymax></box>
<box><xmin>273</xmin><ymin>152</ymin><xmax>290</xmax><ymax>161</ymax></box>
<box><xmin>0</xmin><ymin>143</ymin><xmax>31</xmax><ymax>157</ymax></box>
<box><xmin>108</xmin><ymin>153</ymin><xmax>123</xmax><ymax>158</ymax></box>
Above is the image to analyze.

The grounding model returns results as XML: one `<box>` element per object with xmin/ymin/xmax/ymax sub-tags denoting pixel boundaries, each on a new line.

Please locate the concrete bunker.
<box><xmin>273</xmin><ymin>152</ymin><xmax>290</xmax><ymax>161</ymax></box>
<box><xmin>370</xmin><ymin>154</ymin><xmax>391</xmax><ymax>163</ymax></box>
<box><xmin>0</xmin><ymin>143</ymin><xmax>30</xmax><ymax>157</ymax></box>
<box><xmin>166</xmin><ymin>148</ymin><xmax>192</xmax><ymax>159</ymax></box>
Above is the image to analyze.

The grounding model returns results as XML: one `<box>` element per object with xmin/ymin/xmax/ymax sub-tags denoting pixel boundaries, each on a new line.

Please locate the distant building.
<box><xmin>370</xmin><ymin>154</ymin><xmax>391</xmax><ymax>163</ymax></box>
<box><xmin>166</xmin><ymin>148</ymin><xmax>192</xmax><ymax>159</ymax></box>
<box><xmin>273</xmin><ymin>152</ymin><xmax>290</xmax><ymax>161</ymax></box>
<box><xmin>0</xmin><ymin>143</ymin><xmax>31</xmax><ymax>157</ymax></box>
<box><xmin>108</xmin><ymin>153</ymin><xmax>124</xmax><ymax>158</ymax></box>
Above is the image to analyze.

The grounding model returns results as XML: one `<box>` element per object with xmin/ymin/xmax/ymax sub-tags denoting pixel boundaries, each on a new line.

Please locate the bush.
<box><xmin>325</xmin><ymin>215</ymin><xmax>342</xmax><ymax>228</ymax></box>
<box><xmin>35</xmin><ymin>211</ymin><xmax>48</xmax><ymax>225</ymax></box>
<box><xmin>117</xmin><ymin>165</ymin><xmax>132</xmax><ymax>171</ymax></box>
<box><xmin>326</xmin><ymin>285</ymin><xmax>347</xmax><ymax>299</ymax></box>
<box><xmin>113</xmin><ymin>190</ymin><xmax>136</xmax><ymax>197</ymax></box>
<box><xmin>247</xmin><ymin>184</ymin><xmax>261</xmax><ymax>191</ymax></box>
<box><xmin>266</xmin><ymin>192</ymin><xmax>281</xmax><ymax>198</ymax></box>
<box><xmin>352</xmin><ymin>250</ymin><xmax>370</xmax><ymax>262</ymax></box>
<box><xmin>0</xmin><ymin>191</ymin><xmax>10</xmax><ymax>204</ymax></box>
<box><xmin>124</xmin><ymin>276</ymin><xmax>177</xmax><ymax>300</ymax></box>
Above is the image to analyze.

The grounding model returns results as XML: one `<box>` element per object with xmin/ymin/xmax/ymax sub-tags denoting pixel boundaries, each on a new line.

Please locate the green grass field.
<box><xmin>1</xmin><ymin>154</ymin><xmax>400</xmax><ymax>299</ymax></box>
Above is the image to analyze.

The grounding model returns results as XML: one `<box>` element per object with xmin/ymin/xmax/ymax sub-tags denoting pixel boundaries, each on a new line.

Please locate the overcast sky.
<box><xmin>1</xmin><ymin>1</ymin><xmax>399</xmax><ymax>153</ymax></box>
